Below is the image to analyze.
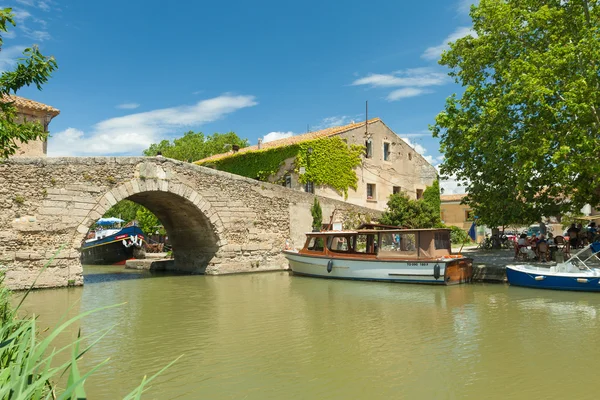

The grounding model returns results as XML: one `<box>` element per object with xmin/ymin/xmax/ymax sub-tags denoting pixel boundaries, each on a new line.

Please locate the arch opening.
<box><xmin>127</xmin><ymin>191</ymin><xmax>220</xmax><ymax>272</ymax></box>
<box><xmin>78</xmin><ymin>180</ymin><xmax>223</xmax><ymax>274</ymax></box>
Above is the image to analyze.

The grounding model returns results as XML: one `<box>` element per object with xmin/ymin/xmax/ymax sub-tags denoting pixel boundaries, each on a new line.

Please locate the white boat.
<box><xmin>507</xmin><ymin>243</ymin><xmax>600</xmax><ymax>292</ymax></box>
<box><xmin>283</xmin><ymin>226</ymin><xmax>473</xmax><ymax>285</ymax></box>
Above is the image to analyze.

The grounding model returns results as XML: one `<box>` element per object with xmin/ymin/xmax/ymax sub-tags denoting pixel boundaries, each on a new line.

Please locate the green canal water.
<box><xmin>16</xmin><ymin>265</ymin><xmax>600</xmax><ymax>399</ymax></box>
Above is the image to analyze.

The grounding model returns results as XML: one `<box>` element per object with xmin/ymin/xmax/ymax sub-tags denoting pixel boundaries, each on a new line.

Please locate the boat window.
<box><xmin>354</xmin><ymin>234</ymin><xmax>378</xmax><ymax>254</ymax></box>
<box><xmin>434</xmin><ymin>232</ymin><xmax>450</xmax><ymax>250</ymax></box>
<box><xmin>379</xmin><ymin>232</ymin><xmax>417</xmax><ymax>256</ymax></box>
<box><xmin>307</xmin><ymin>236</ymin><xmax>325</xmax><ymax>252</ymax></box>
<box><xmin>328</xmin><ymin>236</ymin><xmax>350</xmax><ymax>252</ymax></box>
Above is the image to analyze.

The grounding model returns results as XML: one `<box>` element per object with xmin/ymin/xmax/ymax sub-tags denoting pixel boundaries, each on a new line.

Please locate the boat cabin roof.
<box><xmin>304</xmin><ymin>228</ymin><xmax>451</xmax><ymax>235</ymax></box>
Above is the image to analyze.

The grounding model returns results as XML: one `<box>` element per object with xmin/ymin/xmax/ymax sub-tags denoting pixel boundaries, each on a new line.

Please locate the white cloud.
<box><xmin>312</xmin><ymin>115</ymin><xmax>355</xmax><ymax>130</ymax></box>
<box><xmin>352</xmin><ymin>68</ymin><xmax>448</xmax><ymax>101</ymax></box>
<box><xmin>440</xmin><ymin>174</ymin><xmax>468</xmax><ymax>195</ymax></box>
<box><xmin>38</xmin><ymin>1</ymin><xmax>51</xmax><ymax>11</ymax></box>
<box><xmin>0</xmin><ymin>45</ymin><xmax>26</xmax><ymax>72</ymax></box>
<box><xmin>397</xmin><ymin>130</ymin><xmax>432</xmax><ymax>138</ymax></box>
<box><xmin>16</xmin><ymin>0</ymin><xmax>52</xmax><ymax>11</ymax></box>
<box><xmin>116</xmin><ymin>103</ymin><xmax>140</xmax><ymax>110</ymax></box>
<box><xmin>457</xmin><ymin>0</ymin><xmax>478</xmax><ymax>15</ymax></box>
<box><xmin>387</xmin><ymin>88</ymin><xmax>432</xmax><ymax>101</ymax></box>
<box><xmin>24</xmin><ymin>30</ymin><xmax>50</xmax><ymax>41</ymax></box>
<box><xmin>11</xmin><ymin>9</ymin><xmax>32</xmax><ymax>23</ymax></box>
<box><xmin>49</xmin><ymin>94</ymin><xmax>258</xmax><ymax>156</ymax></box>
<box><xmin>263</xmin><ymin>131</ymin><xmax>294</xmax><ymax>143</ymax></box>
<box><xmin>422</xmin><ymin>26</ymin><xmax>477</xmax><ymax>60</ymax></box>
<box><xmin>352</xmin><ymin>68</ymin><xmax>448</xmax><ymax>88</ymax></box>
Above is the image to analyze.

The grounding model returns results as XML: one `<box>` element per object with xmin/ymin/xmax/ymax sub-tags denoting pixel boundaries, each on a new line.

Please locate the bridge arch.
<box><xmin>74</xmin><ymin>178</ymin><xmax>225</xmax><ymax>273</ymax></box>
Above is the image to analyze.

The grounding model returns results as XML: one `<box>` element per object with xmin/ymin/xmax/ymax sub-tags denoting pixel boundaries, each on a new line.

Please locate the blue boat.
<box><xmin>81</xmin><ymin>224</ymin><xmax>146</xmax><ymax>265</ymax></box>
<box><xmin>507</xmin><ymin>243</ymin><xmax>600</xmax><ymax>292</ymax></box>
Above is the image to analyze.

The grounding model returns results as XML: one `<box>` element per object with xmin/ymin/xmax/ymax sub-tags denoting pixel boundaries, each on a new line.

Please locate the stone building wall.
<box><xmin>0</xmin><ymin>157</ymin><xmax>380</xmax><ymax>290</ymax></box>
<box><xmin>268</xmin><ymin>120</ymin><xmax>438</xmax><ymax>211</ymax></box>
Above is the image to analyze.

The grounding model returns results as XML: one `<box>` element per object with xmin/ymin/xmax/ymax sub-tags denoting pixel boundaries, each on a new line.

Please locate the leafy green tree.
<box><xmin>422</xmin><ymin>179</ymin><xmax>441</xmax><ymax>216</ymax></box>
<box><xmin>103</xmin><ymin>200</ymin><xmax>142</xmax><ymax>222</ymax></box>
<box><xmin>379</xmin><ymin>193</ymin><xmax>441</xmax><ymax>228</ymax></box>
<box><xmin>143</xmin><ymin>131</ymin><xmax>249</xmax><ymax>162</ymax></box>
<box><xmin>432</xmin><ymin>0</ymin><xmax>600</xmax><ymax>219</ymax></box>
<box><xmin>0</xmin><ymin>8</ymin><xmax>58</xmax><ymax>159</ymax></box>
<box><xmin>135</xmin><ymin>207</ymin><xmax>165</xmax><ymax>236</ymax></box>
<box><xmin>449</xmin><ymin>225</ymin><xmax>472</xmax><ymax>245</ymax></box>
<box><xmin>311</xmin><ymin>197</ymin><xmax>323</xmax><ymax>231</ymax></box>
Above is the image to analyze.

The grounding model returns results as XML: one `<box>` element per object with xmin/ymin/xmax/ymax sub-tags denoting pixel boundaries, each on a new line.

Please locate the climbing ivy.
<box><xmin>196</xmin><ymin>136</ymin><xmax>364</xmax><ymax>198</ymax></box>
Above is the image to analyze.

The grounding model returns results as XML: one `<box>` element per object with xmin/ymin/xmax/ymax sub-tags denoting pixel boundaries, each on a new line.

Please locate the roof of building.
<box><xmin>440</xmin><ymin>193</ymin><xmax>467</xmax><ymax>202</ymax></box>
<box><xmin>196</xmin><ymin>118</ymin><xmax>381</xmax><ymax>164</ymax></box>
<box><xmin>2</xmin><ymin>94</ymin><xmax>60</xmax><ymax>116</ymax></box>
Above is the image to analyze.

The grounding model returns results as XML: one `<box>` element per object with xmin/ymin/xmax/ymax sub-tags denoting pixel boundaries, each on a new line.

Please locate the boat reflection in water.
<box><xmin>284</xmin><ymin>225</ymin><xmax>473</xmax><ymax>285</ymax></box>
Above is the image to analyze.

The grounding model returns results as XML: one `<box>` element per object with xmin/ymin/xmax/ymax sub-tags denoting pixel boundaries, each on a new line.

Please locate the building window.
<box><xmin>383</xmin><ymin>142</ymin><xmax>390</xmax><ymax>161</ymax></box>
<box><xmin>305</xmin><ymin>181</ymin><xmax>314</xmax><ymax>194</ymax></box>
<box><xmin>367</xmin><ymin>183</ymin><xmax>376</xmax><ymax>200</ymax></box>
<box><xmin>393</xmin><ymin>186</ymin><xmax>401</xmax><ymax>195</ymax></box>
<box><xmin>283</xmin><ymin>175</ymin><xmax>291</xmax><ymax>188</ymax></box>
<box><xmin>408</xmin><ymin>153</ymin><xmax>412</xmax><ymax>161</ymax></box>
<box><xmin>365</xmin><ymin>140</ymin><xmax>373</xmax><ymax>158</ymax></box>
<box><xmin>416</xmin><ymin>189</ymin><xmax>424</xmax><ymax>199</ymax></box>
<box><xmin>465</xmin><ymin>210</ymin><xmax>475</xmax><ymax>221</ymax></box>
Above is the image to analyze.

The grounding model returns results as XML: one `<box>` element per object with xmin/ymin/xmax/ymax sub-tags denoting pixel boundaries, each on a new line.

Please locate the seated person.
<box><xmin>588</xmin><ymin>222</ymin><xmax>598</xmax><ymax>242</ymax></box>
<box><xmin>517</xmin><ymin>234</ymin><xmax>536</xmax><ymax>259</ymax></box>
<box><xmin>567</xmin><ymin>223</ymin><xmax>580</xmax><ymax>249</ymax></box>
<box><xmin>546</xmin><ymin>233</ymin><xmax>555</xmax><ymax>246</ymax></box>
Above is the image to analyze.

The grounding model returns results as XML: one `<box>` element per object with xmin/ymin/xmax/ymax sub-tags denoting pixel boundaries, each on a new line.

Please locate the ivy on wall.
<box><xmin>196</xmin><ymin>136</ymin><xmax>364</xmax><ymax>198</ymax></box>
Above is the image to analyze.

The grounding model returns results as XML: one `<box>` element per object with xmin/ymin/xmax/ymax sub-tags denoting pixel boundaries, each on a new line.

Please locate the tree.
<box><xmin>143</xmin><ymin>131</ymin><xmax>249</xmax><ymax>162</ymax></box>
<box><xmin>135</xmin><ymin>207</ymin><xmax>165</xmax><ymax>236</ymax></box>
<box><xmin>432</xmin><ymin>0</ymin><xmax>600</xmax><ymax>220</ymax></box>
<box><xmin>103</xmin><ymin>200</ymin><xmax>141</xmax><ymax>222</ymax></box>
<box><xmin>379</xmin><ymin>193</ymin><xmax>441</xmax><ymax>228</ymax></box>
<box><xmin>422</xmin><ymin>179</ymin><xmax>441</xmax><ymax>216</ymax></box>
<box><xmin>0</xmin><ymin>8</ymin><xmax>58</xmax><ymax>158</ymax></box>
<box><xmin>310</xmin><ymin>197</ymin><xmax>323</xmax><ymax>231</ymax></box>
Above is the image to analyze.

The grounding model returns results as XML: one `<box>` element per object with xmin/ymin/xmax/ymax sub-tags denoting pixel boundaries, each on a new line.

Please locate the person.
<box><xmin>156</xmin><ymin>151</ymin><xmax>163</xmax><ymax>158</ymax></box>
<box><xmin>539</xmin><ymin>221</ymin><xmax>547</xmax><ymax>237</ymax></box>
<box><xmin>547</xmin><ymin>233</ymin><xmax>557</xmax><ymax>261</ymax></box>
<box><xmin>588</xmin><ymin>222</ymin><xmax>598</xmax><ymax>242</ymax></box>
<box><xmin>567</xmin><ymin>223</ymin><xmax>580</xmax><ymax>250</ymax></box>
<box><xmin>517</xmin><ymin>233</ymin><xmax>536</xmax><ymax>259</ymax></box>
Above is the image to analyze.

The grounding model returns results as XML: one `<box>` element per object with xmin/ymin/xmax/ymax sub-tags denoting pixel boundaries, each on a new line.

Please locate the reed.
<box><xmin>0</xmin><ymin>249</ymin><xmax>180</xmax><ymax>399</ymax></box>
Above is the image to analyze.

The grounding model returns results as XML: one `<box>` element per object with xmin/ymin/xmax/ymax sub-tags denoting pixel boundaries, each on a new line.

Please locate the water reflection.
<box><xmin>15</xmin><ymin>268</ymin><xmax>600</xmax><ymax>400</ymax></box>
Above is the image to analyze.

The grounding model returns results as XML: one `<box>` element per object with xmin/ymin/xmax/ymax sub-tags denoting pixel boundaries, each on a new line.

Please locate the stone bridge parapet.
<box><xmin>0</xmin><ymin>157</ymin><xmax>380</xmax><ymax>289</ymax></box>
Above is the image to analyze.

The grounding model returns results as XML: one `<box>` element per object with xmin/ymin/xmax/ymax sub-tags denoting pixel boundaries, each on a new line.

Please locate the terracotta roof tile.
<box><xmin>196</xmin><ymin>118</ymin><xmax>381</xmax><ymax>164</ymax></box>
<box><xmin>2</xmin><ymin>94</ymin><xmax>60</xmax><ymax>116</ymax></box>
<box><xmin>441</xmin><ymin>194</ymin><xmax>467</xmax><ymax>202</ymax></box>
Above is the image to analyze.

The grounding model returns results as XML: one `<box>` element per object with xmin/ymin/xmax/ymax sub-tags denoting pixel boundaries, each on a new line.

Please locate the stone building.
<box><xmin>4</xmin><ymin>95</ymin><xmax>60</xmax><ymax>157</ymax></box>
<box><xmin>198</xmin><ymin>119</ymin><xmax>438</xmax><ymax>211</ymax></box>
<box><xmin>440</xmin><ymin>194</ymin><xmax>471</xmax><ymax>230</ymax></box>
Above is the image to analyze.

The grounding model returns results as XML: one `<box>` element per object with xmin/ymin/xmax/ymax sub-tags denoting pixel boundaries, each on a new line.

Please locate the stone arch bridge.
<box><xmin>0</xmin><ymin>157</ymin><xmax>379</xmax><ymax>289</ymax></box>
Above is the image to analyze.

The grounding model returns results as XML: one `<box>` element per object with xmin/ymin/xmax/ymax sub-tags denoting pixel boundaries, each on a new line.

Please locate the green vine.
<box><xmin>196</xmin><ymin>137</ymin><xmax>363</xmax><ymax>198</ymax></box>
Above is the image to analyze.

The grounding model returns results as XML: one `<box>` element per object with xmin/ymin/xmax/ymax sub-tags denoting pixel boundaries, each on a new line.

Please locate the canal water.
<box><xmin>16</xmin><ymin>266</ymin><xmax>600</xmax><ymax>399</ymax></box>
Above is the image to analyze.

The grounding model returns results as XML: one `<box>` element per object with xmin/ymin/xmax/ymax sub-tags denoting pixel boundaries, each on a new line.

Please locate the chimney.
<box><xmin>258</xmin><ymin>138</ymin><xmax>262</xmax><ymax>150</ymax></box>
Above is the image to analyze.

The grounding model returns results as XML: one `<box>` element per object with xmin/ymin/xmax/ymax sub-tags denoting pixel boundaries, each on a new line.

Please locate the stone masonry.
<box><xmin>0</xmin><ymin>157</ymin><xmax>380</xmax><ymax>290</ymax></box>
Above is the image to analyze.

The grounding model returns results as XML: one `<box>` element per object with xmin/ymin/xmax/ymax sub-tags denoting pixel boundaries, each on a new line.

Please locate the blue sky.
<box><xmin>4</xmin><ymin>0</ymin><xmax>477</xmax><ymax>193</ymax></box>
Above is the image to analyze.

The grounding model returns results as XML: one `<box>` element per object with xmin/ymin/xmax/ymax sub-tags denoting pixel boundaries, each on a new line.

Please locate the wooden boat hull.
<box><xmin>507</xmin><ymin>265</ymin><xmax>600</xmax><ymax>292</ymax></box>
<box><xmin>283</xmin><ymin>251</ymin><xmax>473</xmax><ymax>285</ymax></box>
